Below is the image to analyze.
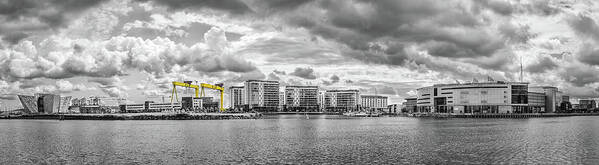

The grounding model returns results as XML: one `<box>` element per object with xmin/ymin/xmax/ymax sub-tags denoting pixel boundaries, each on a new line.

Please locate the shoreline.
<box><xmin>0</xmin><ymin>112</ymin><xmax>262</xmax><ymax>120</ymax></box>
<box><xmin>404</xmin><ymin>112</ymin><xmax>599</xmax><ymax>118</ymax></box>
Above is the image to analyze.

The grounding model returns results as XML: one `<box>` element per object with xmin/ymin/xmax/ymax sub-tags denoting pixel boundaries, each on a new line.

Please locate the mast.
<box><xmin>520</xmin><ymin>56</ymin><xmax>523</xmax><ymax>82</ymax></box>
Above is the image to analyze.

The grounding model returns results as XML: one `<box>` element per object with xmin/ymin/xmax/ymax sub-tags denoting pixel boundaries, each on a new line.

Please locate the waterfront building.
<box><xmin>229</xmin><ymin>86</ymin><xmax>245</xmax><ymax>110</ymax></box>
<box><xmin>387</xmin><ymin>104</ymin><xmax>401</xmax><ymax>113</ymax></box>
<box><xmin>182</xmin><ymin>97</ymin><xmax>203</xmax><ymax>111</ymax></box>
<box><xmin>244</xmin><ymin>80</ymin><xmax>280</xmax><ymax>112</ymax></box>
<box><xmin>279</xmin><ymin>91</ymin><xmax>285</xmax><ymax>111</ymax></box>
<box><xmin>18</xmin><ymin>93</ymin><xmax>71</xmax><ymax>114</ymax></box>
<box><xmin>285</xmin><ymin>86</ymin><xmax>319</xmax><ymax>112</ymax></box>
<box><xmin>404</xmin><ymin>97</ymin><xmax>417</xmax><ymax>113</ymax></box>
<box><xmin>529</xmin><ymin>86</ymin><xmax>558</xmax><ymax>113</ymax></box>
<box><xmin>578</xmin><ymin>99</ymin><xmax>597</xmax><ymax>110</ymax></box>
<box><xmin>360</xmin><ymin>95</ymin><xmax>388</xmax><ymax>111</ymax></box>
<box><xmin>119</xmin><ymin>104</ymin><xmax>145</xmax><ymax>113</ymax></box>
<box><xmin>324</xmin><ymin>90</ymin><xmax>360</xmax><ymax>112</ymax></box>
<box><xmin>527</xmin><ymin>92</ymin><xmax>546</xmax><ymax>113</ymax></box>
<box><xmin>317</xmin><ymin>90</ymin><xmax>326</xmax><ymax>111</ymax></box>
<box><xmin>415</xmin><ymin>81</ymin><xmax>530</xmax><ymax>114</ymax></box>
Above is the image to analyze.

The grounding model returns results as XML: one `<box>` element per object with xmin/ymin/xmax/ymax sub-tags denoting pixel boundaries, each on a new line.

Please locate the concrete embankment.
<box><xmin>408</xmin><ymin>113</ymin><xmax>599</xmax><ymax>118</ymax></box>
<box><xmin>1</xmin><ymin>113</ymin><xmax>262</xmax><ymax>120</ymax></box>
<box><xmin>262</xmin><ymin>112</ymin><xmax>342</xmax><ymax>115</ymax></box>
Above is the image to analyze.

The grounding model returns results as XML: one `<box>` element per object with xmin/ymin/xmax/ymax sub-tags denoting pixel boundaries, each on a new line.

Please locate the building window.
<box><xmin>481</xmin><ymin>91</ymin><xmax>488</xmax><ymax>94</ymax></box>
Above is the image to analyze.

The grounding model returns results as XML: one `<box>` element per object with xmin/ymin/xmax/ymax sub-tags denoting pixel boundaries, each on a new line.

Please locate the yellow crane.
<box><xmin>170</xmin><ymin>81</ymin><xmax>225</xmax><ymax>112</ymax></box>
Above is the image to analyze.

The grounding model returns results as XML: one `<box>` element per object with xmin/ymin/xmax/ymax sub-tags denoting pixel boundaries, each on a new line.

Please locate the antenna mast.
<box><xmin>520</xmin><ymin>56</ymin><xmax>523</xmax><ymax>82</ymax></box>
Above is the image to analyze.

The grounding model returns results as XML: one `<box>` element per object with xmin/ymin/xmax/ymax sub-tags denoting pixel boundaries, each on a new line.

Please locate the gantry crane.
<box><xmin>170</xmin><ymin>81</ymin><xmax>225</xmax><ymax>112</ymax></box>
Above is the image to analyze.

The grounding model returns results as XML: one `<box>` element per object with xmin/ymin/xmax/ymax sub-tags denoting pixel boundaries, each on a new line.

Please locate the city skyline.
<box><xmin>3</xmin><ymin>0</ymin><xmax>599</xmax><ymax>107</ymax></box>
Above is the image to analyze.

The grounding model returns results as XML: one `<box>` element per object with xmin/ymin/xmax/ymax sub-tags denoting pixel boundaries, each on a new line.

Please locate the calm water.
<box><xmin>1</xmin><ymin>116</ymin><xmax>598</xmax><ymax>164</ymax></box>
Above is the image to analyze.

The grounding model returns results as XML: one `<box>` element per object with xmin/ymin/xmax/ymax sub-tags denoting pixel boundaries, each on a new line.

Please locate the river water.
<box><xmin>0</xmin><ymin>115</ymin><xmax>598</xmax><ymax>164</ymax></box>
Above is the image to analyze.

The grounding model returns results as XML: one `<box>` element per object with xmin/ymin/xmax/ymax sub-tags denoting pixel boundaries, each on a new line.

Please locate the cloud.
<box><xmin>567</xmin><ymin>14</ymin><xmax>599</xmax><ymax>42</ymax></box>
<box><xmin>330</xmin><ymin>75</ymin><xmax>339</xmax><ymax>83</ymax></box>
<box><xmin>273</xmin><ymin>70</ymin><xmax>286</xmax><ymax>75</ymax></box>
<box><xmin>577</xmin><ymin>43</ymin><xmax>599</xmax><ymax>66</ymax></box>
<box><xmin>526</xmin><ymin>56</ymin><xmax>557</xmax><ymax>73</ymax></box>
<box><xmin>560</xmin><ymin>64</ymin><xmax>599</xmax><ymax>87</ymax></box>
<box><xmin>290</xmin><ymin>67</ymin><xmax>316</xmax><ymax>79</ymax></box>
<box><xmin>0</xmin><ymin>0</ymin><xmax>109</xmax><ymax>44</ymax></box>
<box><xmin>135</xmin><ymin>0</ymin><xmax>252</xmax><ymax>14</ymax></box>
<box><xmin>0</xmin><ymin>27</ymin><xmax>257</xmax><ymax>82</ymax></box>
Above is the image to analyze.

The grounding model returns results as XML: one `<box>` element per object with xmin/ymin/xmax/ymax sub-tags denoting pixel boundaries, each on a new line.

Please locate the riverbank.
<box><xmin>406</xmin><ymin>113</ymin><xmax>599</xmax><ymax>118</ymax></box>
<box><xmin>262</xmin><ymin>112</ymin><xmax>342</xmax><ymax>115</ymax></box>
<box><xmin>0</xmin><ymin>112</ymin><xmax>262</xmax><ymax>120</ymax></box>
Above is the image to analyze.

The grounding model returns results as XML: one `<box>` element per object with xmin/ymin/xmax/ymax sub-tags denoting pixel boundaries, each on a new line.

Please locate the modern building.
<box><xmin>18</xmin><ymin>93</ymin><xmax>71</xmax><ymax>114</ymax></box>
<box><xmin>529</xmin><ymin>86</ymin><xmax>558</xmax><ymax>113</ymax></box>
<box><xmin>182</xmin><ymin>97</ymin><xmax>203</xmax><ymax>111</ymax></box>
<box><xmin>415</xmin><ymin>81</ymin><xmax>530</xmax><ymax>114</ymax></box>
<box><xmin>387</xmin><ymin>104</ymin><xmax>401</xmax><ymax>113</ymax></box>
<box><xmin>119</xmin><ymin>104</ymin><xmax>145</xmax><ymax>113</ymax></box>
<box><xmin>527</xmin><ymin>92</ymin><xmax>546</xmax><ymax>113</ymax></box>
<box><xmin>317</xmin><ymin>90</ymin><xmax>326</xmax><ymax>111</ymax></box>
<box><xmin>324</xmin><ymin>89</ymin><xmax>360</xmax><ymax>112</ymax></box>
<box><xmin>578</xmin><ymin>99</ymin><xmax>597</xmax><ymax>110</ymax></box>
<box><xmin>229</xmin><ymin>86</ymin><xmax>245</xmax><ymax>110</ymax></box>
<box><xmin>404</xmin><ymin>97</ymin><xmax>417</xmax><ymax>113</ymax></box>
<box><xmin>244</xmin><ymin>80</ymin><xmax>280</xmax><ymax>112</ymax></box>
<box><xmin>284</xmin><ymin>86</ymin><xmax>319</xmax><ymax>112</ymax></box>
<box><xmin>279</xmin><ymin>91</ymin><xmax>285</xmax><ymax>111</ymax></box>
<box><xmin>360</xmin><ymin>95</ymin><xmax>388</xmax><ymax>111</ymax></box>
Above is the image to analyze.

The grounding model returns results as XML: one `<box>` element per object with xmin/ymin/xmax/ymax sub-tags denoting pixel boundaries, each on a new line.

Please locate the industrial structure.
<box><xmin>170</xmin><ymin>81</ymin><xmax>225</xmax><ymax>112</ymax></box>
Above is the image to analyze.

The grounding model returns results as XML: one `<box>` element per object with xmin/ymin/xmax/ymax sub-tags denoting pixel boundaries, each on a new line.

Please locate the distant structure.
<box><xmin>284</xmin><ymin>86</ymin><xmax>319</xmax><ymax>112</ymax></box>
<box><xmin>18</xmin><ymin>94</ymin><xmax>71</xmax><ymax>114</ymax></box>
<box><xmin>324</xmin><ymin>90</ymin><xmax>360</xmax><ymax>112</ymax></box>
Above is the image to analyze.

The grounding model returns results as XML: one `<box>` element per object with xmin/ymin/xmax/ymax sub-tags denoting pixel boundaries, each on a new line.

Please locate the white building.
<box><xmin>324</xmin><ymin>90</ymin><xmax>360</xmax><ymax>112</ymax></box>
<box><xmin>416</xmin><ymin>81</ymin><xmax>530</xmax><ymax>114</ymax></box>
<box><xmin>229</xmin><ymin>86</ymin><xmax>245</xmax><ymax>110</ymax></box>
<box><xmin>361</xmin><ymin>95</ymin><xmax>388</xmax><ymax>111</ymax></box>
<box><xmin>284</xmin><ymin>86</ymin><xmax>319</xmax><ymax>112</ymax></box>
<box><xmin>244</xmin><ymin>80</ymin><xmax>280</xmax><ymax>112</ymax></box>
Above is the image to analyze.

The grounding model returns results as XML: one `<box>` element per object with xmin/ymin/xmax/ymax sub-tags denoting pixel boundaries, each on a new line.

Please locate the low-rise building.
<box><xmin>360</xmin><ymin>95</ymin><xmax>388</xmax><ymax>111</ymax></box>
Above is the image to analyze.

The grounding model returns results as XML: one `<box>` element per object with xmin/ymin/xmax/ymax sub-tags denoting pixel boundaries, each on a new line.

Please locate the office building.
<box><xmin>578</xmin><ymin>99</ymin><xmax>597</xmax><ymax>110</ymax></box>
<box><xmin>404</xmin><ymin>97</ymin><xmax>417</xmax><ymax>113</ymax></box>
<box><xmin>415</xmin><ymin>81</ymin><xmax>530</xmax><ymax>114</ymax></box>
<box><xmin>529</xmin><ymin>86</ymin><xmax>558</xmax><ymax>113</ymax></box>
<box><xmin>229</xmin><ymin>86</ymin><xmax>245</xmax><ymax>110</ymax></box>
<box><xmin>244</xmin><ymin>80</ymin><xmax>280</xmax><ymax>112</ymax></box>
<box><xmin>360</xmin><ymin>95</ymin><xmax>388</xmax><ymax>111</ymax></box>
<box><xmin>285</xmin><ymin>86</ymin><xmax>319</xmax><ymax>112</ymax></box>
<box><xmin>324</xmin><ymin>90</ymin><xmax>360</xmax><ymax>112</ymax></box>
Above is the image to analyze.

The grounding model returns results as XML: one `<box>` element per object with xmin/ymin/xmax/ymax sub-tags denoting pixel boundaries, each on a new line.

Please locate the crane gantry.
<box><xmin>170</xmin><ymin>81</ymin><xmax>225</xmax><ymax>112</ymax></box>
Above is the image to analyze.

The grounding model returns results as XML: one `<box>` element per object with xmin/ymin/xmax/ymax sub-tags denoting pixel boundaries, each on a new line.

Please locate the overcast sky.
<box><xmin>1</xmin><ymin>0</ymin><xmax>598</xmax><ymax>106</ymax></box>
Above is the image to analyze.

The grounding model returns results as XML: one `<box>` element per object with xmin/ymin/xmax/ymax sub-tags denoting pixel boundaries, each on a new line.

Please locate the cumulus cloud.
<box><xmin>0</xmin><ymin>0</ymin><xmax>109</xmax><ymax>44</ymax></box>
<box><xmin>290</xmin><ymin>67</ymin><xmax>316</xmax><ymax>79</ymax></box>
<box><xmin>134</xmin><ymin>0</ymin><xmax>252</xmax><ymax>14</ymax></box>
<box><xmin>526</xmin><ymin>56</ymin><xmax>558</xmax><ymax>73</ymax></box>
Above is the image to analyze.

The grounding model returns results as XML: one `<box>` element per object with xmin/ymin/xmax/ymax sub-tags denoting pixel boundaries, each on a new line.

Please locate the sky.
<box><xmin>1</xmin><ymin>0</ymin><xmax>599</xmax><ymax>107</ymax></box>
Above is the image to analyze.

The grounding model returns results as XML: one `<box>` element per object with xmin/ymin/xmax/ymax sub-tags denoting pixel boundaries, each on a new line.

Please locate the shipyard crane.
<box><xmin>170</xmin><ymin>81</ymin><xmax>225</xmax><ymax>112</ymax></box>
